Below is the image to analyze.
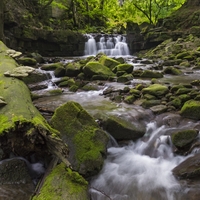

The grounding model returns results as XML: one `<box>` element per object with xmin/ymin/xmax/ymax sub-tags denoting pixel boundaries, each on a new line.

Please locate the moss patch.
<box><xmin>33</xmin><ymin>163</ymin><xmax>88</xmax><ymax>200</ymax></box>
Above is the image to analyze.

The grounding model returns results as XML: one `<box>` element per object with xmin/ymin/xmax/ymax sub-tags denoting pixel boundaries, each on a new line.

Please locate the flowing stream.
<box><xmin>89</xmin><ymin>122</ymin><xmax>192</xmax><ymax>200</ymax></box>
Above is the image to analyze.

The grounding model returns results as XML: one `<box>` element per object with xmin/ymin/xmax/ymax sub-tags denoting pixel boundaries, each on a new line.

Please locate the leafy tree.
<box><xmin>123</xmin><ymin>0</ymin><xmax>186</xmax><ymax>24</ymax></box>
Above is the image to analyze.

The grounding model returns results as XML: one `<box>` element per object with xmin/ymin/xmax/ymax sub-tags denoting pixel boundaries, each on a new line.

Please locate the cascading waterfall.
<box><xmin>84</xmin><ymin>34</ymin><xmax>130</xmax><ymax>56</ymax></box>
<box><xmin>89</xmin><ymin>122</ymin><xmax>188</xmax><ymax>200</ymax></box>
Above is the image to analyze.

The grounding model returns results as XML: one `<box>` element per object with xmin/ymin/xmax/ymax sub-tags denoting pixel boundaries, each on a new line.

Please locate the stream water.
<box><xmin>2</xmin><ymin>36</ymin><xmax>200</xmax><ymax>199</ymax></box>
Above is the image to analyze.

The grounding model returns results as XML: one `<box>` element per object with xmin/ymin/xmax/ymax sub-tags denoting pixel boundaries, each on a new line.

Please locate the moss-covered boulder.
<box><xmin>33</xmin><ymin>163</ymin><xmax>89</xmax><ymax>200</ymax></box>
<box><xmin>99</xmin><ymin>55</ymin><xmax>120</xmax><ymax>70</ymax></box>
<box><xmin>83</xmin><ymin>62</ymin><xmax>115</xmax><ymax>79</ymax></box>
<box><xmin>102</xmin><ymin>115</ymin><xmax>145</xmax><ymax>141</ymax></box>
<box><xmin>141</xmin><ymin>99</ymin><xmax>161</xmax><ymax>109</ymax></box>
<box><xmin>41</xmin><ymin>62</ymin><xmax>64</xmax><ymax>71</ymax></box>
<box><xmin>181</xmin><ymin>100</ymin><xmax>200</xmax><ymax>120</ymax></box>
<box><xmin>65</xmin><ymin>62</ymin><xmax>82</xmax><ymax>77</ymax></box>
<box><xmin>50</xmin><ymin>101</ymin><xmax>109</xmax><ymax>177</ymax></box>
<box><xmin>142</xmin><ymin>84</ymin><xmax>169</xmax><ymax>98</ymax></box>
<box><xmin>140</xmin><ymin>70</ymin><xmax>163</xmax><ymax>78</ymax></box>
<box><xmin>113</xmin><ymin>63</ymin><xmax>133</xmax><ymax>73</ymax></box>
<box><xmin>163</xmin><ymin>66</ymin><xmax>181</xmax><ymax>75</ymax></box>
<box><xmin>171</xmin><ymin>129</ymin><xmax>198</xmax><ymax>148</ymax></box>
<box><xmin>54</xmin><ymin>67</ymin><xmax>66</xmax><ymax>77</ymax></box>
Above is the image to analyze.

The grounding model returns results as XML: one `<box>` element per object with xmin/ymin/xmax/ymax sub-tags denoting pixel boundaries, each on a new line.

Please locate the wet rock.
<box><xmin>50</xmin><ymin>101</ymin><xmax>109</xmax><ymax>177</ymax></box>
<box><xmin>141</xmin><ymin>99</ymin><xmax>161</xmax><ymax>109</ymax></box>
<box><xmin>41</xmin><ymin>62</ymin><xmax>64</xmax><ymax>71</ymax></box>
<box><xmin>150</xmin><ymin>105</ymin><xmax>167</xmax><ymax>114</ymax></box>
<box><xmin>113</xmin><ymin>63</ymin><xmax>134</xmax><ymax>73</ymax></box>
<box><xmin>83</xmin><ymin>62</ymin><xmax>115</xmax><ymax>79</ymax></box>
<box><xmin>99</xmin><ymin>55</ymin><xmax>120</xmax><ymax>70</ymax></box>
<box><xmin>54</xmin><ymin>66</ymin><xmax>66</xmax><ymax>77</ymax></box>
<box><xmin>171</xmin><ymin>129</ymin><xmax>198</xmax><ymax>149</ymax></box>
<box><xmin>102</xmin><ymin>115</ymin><xmax>145</xmax><ymax>141</ymax></box>
<box><xmin>181</xmin><ymin>100</ymin><xmax>200</xmax><ymax>120</ymax></box>
<box><xmin>173</xmin><ymin>153</ymin><xmax>200</xmax><ymax>179</ymax></box>
<box><xmin>0</xmin><ymin>158</ymin><xmax>33</xmax><ymax>184</ymax></box>
<box><xmin>65</xmin><ymin>62</ymin><xmax>81</xmax><ymax>77</ymax></box>
<box><xmin>140</xmin><ymin>70</ymin><xmax>163</xmax><ymax>78</ymax></box>
<box><xmin>16</xmin><ymin>57</ymin><xmax>37</xmax><ymax>66</ymax></box>
<box><xmin>142</xmin><ymin>84</ymin><xmax>169</xmax><ymax>98</ymax></box>
<box><xmin>33</xmin><ymin>163</ymin><xmax>89</xmax><ymax>200</ymax></box>
<box><xmin>163</xmin><ymin>66</ymin><xmax>182</xmax><ymax>75</ymax></box>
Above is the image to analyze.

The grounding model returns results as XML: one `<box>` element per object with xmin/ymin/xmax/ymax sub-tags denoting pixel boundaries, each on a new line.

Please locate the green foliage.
<box><xmin>32</xmin><ymin>0</ymin><xmax>186</xmax><ymax>32</ymax></box>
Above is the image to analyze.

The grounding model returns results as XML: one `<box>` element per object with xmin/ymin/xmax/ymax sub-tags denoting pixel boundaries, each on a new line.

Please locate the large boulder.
<box><xmin>171</xmin><ymin>129</ymin><xmax>198</xmax><ymax>149</ymax></box>
<box><xmin>33</xmin><ymin>163</ymin><xmax>89</xmax><ymax>200</ymax></box>
<box><xmin>50</xmin><ymin>101</ymin><xmax>109</xmax><ymax>177</ymax></box>
<box><xmin>181</xmin><ymin>100</ymin><xmax>200</xmax><ymax>120</ymax></box>
<box><xmin>83</xmin><ymin>61</ymin><xmax>115</xmax><ymax>79</ymax></box>
<box><xmin>102</xmin><ymin>115</ymin><xmax>146</xmax><ymax>140</ymax></box>
<box><xmin>65</xmin><ymin>62</ymin><xmax>82</xmax><ymax>77</ymax></box>
<box><xmin>173</xmin><ymin>153</ymin><xmax>200</xmax><ymax>179</ymax></box>
<box><xmin>142</xmin><ymin>84</ymin><xmax>169</xmax><ymax>98</ymax></box>
<box><xmin>99</xmin><ymin>55</ymin><xmax>120</xmax><ymax>70</ymax></box>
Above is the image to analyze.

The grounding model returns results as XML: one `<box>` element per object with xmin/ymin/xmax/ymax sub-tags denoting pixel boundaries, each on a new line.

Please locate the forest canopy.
<box><xmin>34</xmin><ymin>0</ymin><xmax>186</xmax><ymax>32</ymax></box>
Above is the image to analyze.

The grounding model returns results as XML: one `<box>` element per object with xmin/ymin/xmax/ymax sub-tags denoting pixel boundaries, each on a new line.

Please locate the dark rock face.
<box><xmin>5</xmin><ymin>29</ymin><xmax>86</xmax><ymax>57</ymax></box>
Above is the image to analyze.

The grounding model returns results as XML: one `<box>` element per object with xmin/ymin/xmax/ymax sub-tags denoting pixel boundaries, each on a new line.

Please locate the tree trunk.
<box><xmin>0</xmin><ymin>0</ymin><xmax>5</xmax><ymax>42</ymax></box>
<box><xmin>0</xmin><ymin>41</ymin><xmax>70</xmax><ymax>168</ymax></box>
<box><xmin>185</xmin><ymin>0</ymin><xmax>200</xmax><ymax>6</ymax></box>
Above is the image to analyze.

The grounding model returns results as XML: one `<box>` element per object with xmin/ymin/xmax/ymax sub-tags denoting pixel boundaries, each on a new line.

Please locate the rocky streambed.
<box><xmin>1</xmin><ymin>34</ymin><xmax>200</xmax><ymax>199</ymax></box>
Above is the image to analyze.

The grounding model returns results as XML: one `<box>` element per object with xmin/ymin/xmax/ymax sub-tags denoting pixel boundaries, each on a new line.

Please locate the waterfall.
<box><xmin>84</xmin><ymin>34</ymin><xmax>130</xmax><ymax>56</ymax></box>
<box><xmin>89</xmin><ymin>122</ymin><xmax>188</xmax><ymax>200</ymax></box>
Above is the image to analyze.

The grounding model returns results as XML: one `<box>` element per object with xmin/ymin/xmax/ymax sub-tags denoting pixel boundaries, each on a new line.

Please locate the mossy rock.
<box><xmin>124</xmin><ymin>95</ymin><xmax>135</xmax><ymax>104</ymax></box>
<box><xmin>142</xmin><ymin>84</ymin><xmax>169</xmax><ymax>98</ymax></box>
<box><xmin>129</xmin><ymin>88</ymin><xmax>140</xmax><ymax>97</ymax></box>
<box><xmin>17</xmin><ymin>57</ymin><xmax>37</xmax><ymax>66</ymax></box>
<box><xmin>140</xmin><ymin>70</ymin><xmax>163</xmax><ymax>78</ymax></box>
<box><xmin>102</xmin><ymin>115</ymin><xmax>145</xmax><ymax>141</ymax></box>
<box><xmin>150</xmin><ymin>105</ymin><xmax>167</xmax><ymax>114</ymax></box>
<box><xmin>143</xmin><ymin>93</ymin><xmax>157</xmax><ymax>100</ymax></box>
<box><xmin>99</xmin><ymin>55</ymin><xmax>120</xmax><ymax>70</ymax></box>
<box><xmin>163</xmin><ymin>66</ymin><xmax>181</xmax><ymax>75</ymax></box>
<box><xmin>175</xmin><ymin>88</ymin><xmax>193</xmax><ymax>95</ymax></box>
<box><xmin>65</xmin><ymin>62</ymin><xmax>82</xmax><ymax>77</ymax></box>
<box><xmin>50</xmin><ymin>101</ymin><xmax>109</xmax><ymax>177</ymax></box>
<box><xmin>168</xmin><ymin>97</ymin><xmax>182</xmax><ymax>109</ymax></box>
<box><xmin>33</xmin><ymin>163</ymin><xmax>89</xmax><ymax>200</ymax></box>
<box><xmin>179</xmin><ymin>61</ymin><xmax>190</xmax><ymax>67</ymax></box>
<box><xmin>41</xmin><ymin>62</ymin><xmax>64</xmax><ymax>71</ymax></box>
<box><xmin>176</xmin><ymin>52</ymin><xmax>190</xmax><ymax>59</ymax></box>
<box><xmin>54</xmin><ymin>67</ymin><xmax>66</xmax><ymax>77</ymax></box>
<box><xmin>162</xmin><ymin>59</ymin><xmax>182</xmax><ymax>66</ymax></box>
<box><xmin>171</xmin><ymin>129</ymin><xmax>198</xmax><ymax>148</ymax></box>
<box><xmin>170</xmin><ymin>85</ymin><xmax>185</xmax><ymax>93</ymax></box>
<box><xmin>141</xmin><ymin>99</ymin><xmax>161</xmax><ymax>109</ymax></box>
<box><xmin>113</xmin><ymin>63</ymin><xmax>133</xmax><ymax>74</ymax></box>
<box><xmin>181</xmin><ymin>100</ymin><xmax>200</xmax><ymax>120</ymax></box>
<box><xmin>69</xmin><ymin>85</ymin><xmax>79</xmax><ymax>92</ymax></box>
<box><xmin>83</xmin><ymin>62</ymin><xmax>115</xmax><ymax>78</ymax></box>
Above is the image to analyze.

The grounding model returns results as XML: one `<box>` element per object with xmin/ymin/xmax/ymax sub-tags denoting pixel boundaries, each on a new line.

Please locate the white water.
<box><xmin>90</xmin><ymin>122</ymin><xmax>187</xmax><ymax>200</ymax></box>
<box><xmin>84</xmin><ymin>34</ymin><xmax>130</xmax><ymax>56</ymax></box>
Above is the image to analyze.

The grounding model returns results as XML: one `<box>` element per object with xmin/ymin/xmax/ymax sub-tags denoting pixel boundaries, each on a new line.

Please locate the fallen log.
<box><xmin>0</xmin><ymin>41</ymin><xmax>70</xmax><ymax>167</ymax></box>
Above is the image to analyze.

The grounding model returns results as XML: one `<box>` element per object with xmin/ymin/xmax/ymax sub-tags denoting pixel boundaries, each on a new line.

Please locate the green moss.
<box><xmin>50</xmin><ymin>101</ymin><xmax>108</xmax><ymax>174</ymax></box>
<box><xmin>99</xmin><ymin>55</ymin><xmax>120</xmax><ymax>70</ymax></box>
<box><xmin>181</xmin><ymin>100</ymin><xmax>200</xmax><ymax>120</ymax></box>
<box><xmin>124</xmin><ymin>95</ymin><xmax>135</xmax><ymax>104</ymax></box>
<box><xmin>142</xmin><ymin>84</ymin><xmax>169</xmax><ymax>98</ymax></box>
<box><xmin>33</xmin><ymin>163</ymin><xmax>88</xmax><ymax>200</ymax></box>
<box><xmin>172</xmin><ymin>129</ymin><xmax>198</xmax><ymax>148</ymax></box>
